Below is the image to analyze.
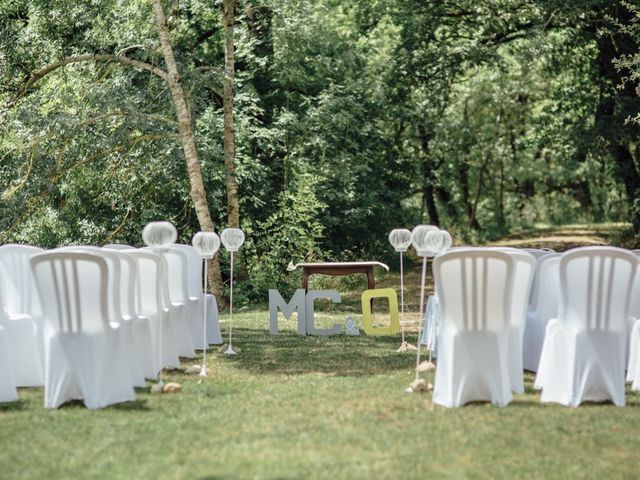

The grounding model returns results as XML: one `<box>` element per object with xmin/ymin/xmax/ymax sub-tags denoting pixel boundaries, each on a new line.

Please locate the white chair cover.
<box><xmin>627</xmin><ymin>250</ymin><xmax>640</xmax><ymax>386</ymax></box>
<box><xmin>424</xmin><ymin>247</ymin><xmax>535</xmax><ymax>394</ymax></box>
<box><xmin>31</xmin><ymin>251</ymin><xmax>136</xmax><ymax>409</ymax></box>
<box><xmin>420</xmin><ymin>246</ymin><xmax>479</xmax><ymax>349</ymax></box>
<box><xmin>165</xmin><ymin>248</ymin><xmax>205</xmax><ymax>350</ymax></box>
<box><xmin>523</xmin><ymin>254</ymin><xmax>561</xmax><ymax>372</ymax></box>
<box><xmin>535</xmin><ymin>247</ymin><xmax>637</xmax><ymax>407</ymax></box>
<box><xmin>171</xmin><ymin>244</ymin><xmax>222</xmax><ymax>345</ymax></box>
<box><xmin>494</xmin><ymin>248</ymin><xmax>536</xmax><ymax>394</ymax></box>
<box><xmin>522</xmin><ymin>248</ymin><xmax>555</xmax><ymax>308</ymax></box>
<box><xmin>522</xmin><ymin>248</ymin><xmax>556</xmax><ymax>257</ymax></box>
<box><xmin>127</xmin><ymin>250</ymin><xmax>181</xmax><ymax>370</ymax></box>
<box><xmin>111</xmin><ymin>251</ymin><xmax>156</xmax><ymax>379</ymax></box>
<box><xmin>0</xmin><ymin>244</ymin><xmax>45</xmax><ymax>387</ymax></box>
<box><xmin>628</xmin><ymin>319</ymin><xmax>640</xmax><ymax>390</ymax></box>
<box><xmin>103</xmin><ymin>244</ymin><xmax>135</xmax><ymax>250</ymax></box>
<box><xmin>56</xmin><ymin>247</ymin><xmax>148</xmax><ymax>387</ymax></box>
<box><xmin>420</xmin><ymin>294</ymin><xmax>440</xmax><ymax>353</ymax></box>
<box><xmin>432</xmin><ymin>249</ymin><xmax>516</xmax><ymax>408</ymax></box>
<box><xmin>0</xmin><ymin>326</ymin><xmax>18</xmax><ymax>403</ymax></box>
<box><xmin>141</xmin><ymin>248</ymin><xmax>195</xmax><ymax>358</ymax></box>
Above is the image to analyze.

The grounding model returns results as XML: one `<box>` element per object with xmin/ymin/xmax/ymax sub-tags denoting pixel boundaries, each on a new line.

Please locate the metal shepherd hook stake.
<box><xmin>142</xmin><ymin>221</ymin><xmax>178</xmax><ymax>388</ymax></box>
<box><xmin>221</xmin><ymin>228</ymin><xmax>245</xmax><ymax>356</ymax></box>
<box><xmin>388</xmin><ymin>229</ymin><xmax>412</xmax><ymax>350</ymax></box>
<box><xmin>407</xmin><ymin>225</ymin><xmax>452</xmax><ymax>392</ymax></box>
<box><xmin>192</xmin><ymin>231</ymin><xmax>221</xmax><ymax>376</ymax></box>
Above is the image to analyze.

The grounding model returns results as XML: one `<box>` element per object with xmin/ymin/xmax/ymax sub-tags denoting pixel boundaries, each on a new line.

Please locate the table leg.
<box><xmin>302</xmin><ymin>270</ymin><xmax>310</xmax><ymax>292</ymax></box>
<box><xmin>367</xmin><ymin>268</ymin><xmax>375</xmax><ymax>290</ymax></box>
<box><xmin>367</xmin><ymin>268</ymin><xmax>375</xmax><ymax>309</ymax></box>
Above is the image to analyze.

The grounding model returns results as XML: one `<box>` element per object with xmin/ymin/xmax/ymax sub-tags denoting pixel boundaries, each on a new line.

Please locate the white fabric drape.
<box><xmin>535</xmin><ymin>247</ymin><xmax>637</xmax><ymax>407</ymax></box>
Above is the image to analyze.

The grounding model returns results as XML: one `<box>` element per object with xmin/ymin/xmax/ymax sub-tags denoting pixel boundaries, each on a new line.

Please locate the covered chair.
<box><xmin>535</xmin><ymin>247</ymin><xmax>637</xmax><ymax>407</ymax></box>
<box><xmin>494</xmin><ymin>248</ymin><xmax>536</xmax><ymax>394</ymax></box>
<box><xmin>57</xmin><ymin>247</ymin><xmax>155</xmax><ymax>383</ymax></box>
<box><xmin>31</xmin><ymin>251</ymin><xmax>136</xmax><ymax>409</ymax></box>
<box><xmin>127</xmin><ymin>250</ymin><xmax>181</xmax><ymax>370</ymax></box>
<box><xmin>626</xmin><ymin>250</ymin><xmax>640</xmax><ymax>387</ymax></box>
<box><xmin>0</xmin><ymin>326</ymin><xmax>18</xmax><ymax>403</ymax></box>
<box><xmin>171</xmin><ymin>244</ymin><xmax>222</xmax><ymax>346</ymax></box>
<box><xmin>432</xmin><ymin>249</ymin><xmax>517</xmax><ymax>408</ymax></box>
<box><xmin>110</xmin><ymin>250</ymin><xmax>156</xmax><ymax>379</ymax></box>
<box><xmin>141</xmin><ymin>248</ymin><xmax>194</xmax><ymax>358</ymax></box>
<box><xmin>629</xmin><ymin>321</ymin><xmax>640</xmax><ymax>390</ymax></box>
<box><xmin>523</xmin><ymin>253</ymin><xmax>562</xmax><ymax>372</ymax></box>
<box><xmin>103</xmin><ymin>244</ymin><xmax>135</xmax><ymax>250</ymax></box>
<box><xmin>522</xmin><ymin>248</ymin><xmax>555</xmax><ymax>309</ymax></box>
<box><xmin>164</xmin><ymin>247</ymin><xmax>204</xmax><ymax>350</ymax></box>
<box><xmin>0</xmin><ymin>244</ymin><xmax>45</xmax><ymax>387</ymax></box>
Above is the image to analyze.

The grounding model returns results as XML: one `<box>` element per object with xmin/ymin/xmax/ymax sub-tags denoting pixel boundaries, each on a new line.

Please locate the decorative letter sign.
<box><xmin>305</xmin><ymin>290</ymin><xmax>342</xmax><ymax>336</ymax></box>
<box><xmin>269</xmin><ymin>289</ymin><xmax>306</xmax><ymax>336</ymax></box>
<box><xmin>269</xmin><ymin>289</ymin><xmax>342</xmax><ymax>336</ymax></box>
<box><xmin>361</xmin><ymin>288</ymin><xmax>400</xmax><ymax>336</ymax></box>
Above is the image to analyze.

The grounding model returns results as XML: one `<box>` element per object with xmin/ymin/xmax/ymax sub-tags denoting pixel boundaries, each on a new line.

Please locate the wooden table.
<box><xmin>288</xmin><ymin>261</ymin><xmax>390</xmax><ymax>291</ymax></box>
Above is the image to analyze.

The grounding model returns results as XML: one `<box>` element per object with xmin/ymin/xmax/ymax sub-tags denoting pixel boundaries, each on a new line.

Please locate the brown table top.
<box><xmin>288</xmin><ymin>261</ymin><xmax>389</xmax><ymax>271</ymax></box>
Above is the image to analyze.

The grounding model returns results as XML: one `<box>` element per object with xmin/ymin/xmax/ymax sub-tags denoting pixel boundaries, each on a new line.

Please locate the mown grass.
<box><xmin>1</xmin><ymin>312</ymin><xmax>639</xmax><ymax>480</ymax></box>
<box><xmin>1</xmin><ymin>223</ymin><xmax>638</xmax><ymax>479</ymax></box>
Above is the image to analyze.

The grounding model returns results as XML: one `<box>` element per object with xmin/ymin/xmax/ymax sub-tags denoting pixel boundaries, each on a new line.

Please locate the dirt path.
<box><xmin>488</xmin><ymin>222</ymin><xmax>628</xmax><ymax>251</ymax></box>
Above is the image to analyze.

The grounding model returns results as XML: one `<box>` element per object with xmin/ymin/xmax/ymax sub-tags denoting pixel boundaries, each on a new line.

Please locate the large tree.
<box><xmin>0</xmin><ymin>0</ymin><xmax>250</xmax><ymax>297</ymax></box>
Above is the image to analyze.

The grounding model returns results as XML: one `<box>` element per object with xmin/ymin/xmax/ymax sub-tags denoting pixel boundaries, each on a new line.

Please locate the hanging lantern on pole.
<box><xmin>405</xmin><ymin>224</ymin><xmax>438</xmax><ymax>393</ymax></box>
<box><xmin>408</xmin><ymin>227</ymin><xmax>452</xmax><ymax>393</ymax></box>
<box><xmin>221</xmin><ymin>228</ymin><xmax>245</xmax><ymax>355</ymax></box>
<box><xmin>388</xmin><ymin>229</ymin><xmax>413</xmax><ymax>351</ymax></box>
<box><xmin>142</xmin><ymin>221</ymin><xmax>177</xmax><ymax>389</ymax></box>
<box><xmin>192</xmin><ymin>231</ymin><xmax>221</xmax><ymax>376</ymax></box>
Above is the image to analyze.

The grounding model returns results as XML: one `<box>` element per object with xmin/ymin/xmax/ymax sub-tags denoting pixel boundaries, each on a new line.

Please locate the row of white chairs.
<box><xmin>0</xmin><ymin>243</ymin><xmax>222</xmax><ymax>408</ymax></box>
<box><xmin>422</xmin><ymin>246</ymin><xmax>640</xmax><ymax>407</ymax></box>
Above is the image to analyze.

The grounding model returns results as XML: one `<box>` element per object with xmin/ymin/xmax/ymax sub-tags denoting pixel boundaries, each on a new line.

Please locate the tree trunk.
<box><xmin>593</xmin><ymin>17</ymin><xmax>640</xmax><ymax>229</ymax></box>
<box><xmin>470</xmin><ymin>152</ymin><xmax>491</xmax><ymax>230</ymax></box>
<box><xmin>223</xmin><ymin>0</ymin><xmax>240</xmax><ymax>229</ymax></box>
<box><xmin>418</xmin><ymin>124</ymin><xmax>440</xmax><ymax>226</ymax></box>
<box><xmin>613</xmin><ymin>144</ymin><xmax>640</xmax><ymax>229</ymax></box>
<box><xmin>497</xmin><ymin>155</ymin><xmax>506</xmax><ymax>233</ymax></box>
<box><xmin>460</xmin><ymin>101</ymin><xmax>479</xmax><ymax>229</ymax></box>
<box><xmin>151</xmin><ymin>0</ymin><xmax>223</xmax><ymax>298</ymax></box>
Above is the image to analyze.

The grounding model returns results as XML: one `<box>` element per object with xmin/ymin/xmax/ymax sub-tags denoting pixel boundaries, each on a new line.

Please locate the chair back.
<box><xmin>531</xmin><ymin>253</ymin><xmax>562</xmax><ymax>321</ymax></box>
<box><xmin>559</xmin><ymin>247</ymin><xmax>638</xmax><ymax>332</ymax></box>
<box><xmin>434</xmin><ymin>249</ymin><xmax>515</xmax><ymax>332</ymax></box>
<box><xmin>30</xmin><ymin>252</ymin><xmax>110</xmax><ymax>333</ymax></box>
<box><xmin>103</xmin><ymin>244</ymin><xmax>135</xmax><ymax>250</ymax></box>
<box><xmin>522</xmin><ymin>248</ymin><xmax>555</xmax><ymax>307</ymax></box>
<box><xmin>493</xmin><ymin>248</ymin><xmax>536</xmax><ymax>327</ymax></box>
<box><xmin>523</xmin><ymin>248</ymin><xmax>555</xmax><ymax>259</ymax></box>
<box><xmin>85</xmin><ymin>248</ymin><xmax>138</xmax><ymax>319</ymax></box>
<box><xmin>126</xmin><ymin>250</ymin><xmax>165</xmax><ymax>316</ymax></box>
<box><xmin>111</xmin><ymin>251</ymin><xmax>138</xmax><ymax>319</ymax></box>
<box><xmin>164</xmin><ymin>248</ymin><xmax>190</xmax><ymax>305</ymax></box>
<box><xmin>630</xmin><ymin>251</ymin><xmax>640</xmax><ymax>320</ymax></box>
<box><xmin>56</xmin><ymin>246</ymin><xmax>126</xmax><ymax>321</ymax></box>
<box><xmin>171</xmin><ymin>244</ymin><xmax>204</xmax><ymax>300</ymax></box>
<box><xmin>0</xmin><ymin>244</ymin><xmax>44</xmax><ymax>316</ymax></box>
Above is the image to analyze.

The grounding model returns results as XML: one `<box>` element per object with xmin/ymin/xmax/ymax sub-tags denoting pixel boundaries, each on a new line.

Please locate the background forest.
<box><xmin>1</xmin><ymin>0</ymin><xmax>640</xmax><ymax>302</ymax></box>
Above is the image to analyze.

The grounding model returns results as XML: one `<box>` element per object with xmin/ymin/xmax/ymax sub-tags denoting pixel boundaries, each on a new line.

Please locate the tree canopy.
<box><xmin>1</xmin><ymin>0</ymin><xmax>639</xmax><ymax>302</ymax></box>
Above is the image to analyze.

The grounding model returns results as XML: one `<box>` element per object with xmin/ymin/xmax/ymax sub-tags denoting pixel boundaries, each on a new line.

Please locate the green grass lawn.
<box><xmin>1</xmin><ymin>224</ymin><xmax>638</xmax><ymax>479</ymax></box>
<box><xmin>1</xmin><ymin>312</ymin><xmax>639</xmax><ymax>480</ymax></box>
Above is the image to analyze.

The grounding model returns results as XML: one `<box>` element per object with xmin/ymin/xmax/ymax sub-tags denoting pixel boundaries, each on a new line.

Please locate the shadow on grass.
<box><xmin>226</xmin><ymin>327</ymin><xmax>416</xmax><ymax>376</ymax></box>
<box><xmin>0</xmin><ymin>399</ymin><xmax>26</xmax><ymax>411</ymax></box>
<box><xmin>57</xmin><ymin>399</ymin><xmax>150</xmax><ymax>411</ymax></box>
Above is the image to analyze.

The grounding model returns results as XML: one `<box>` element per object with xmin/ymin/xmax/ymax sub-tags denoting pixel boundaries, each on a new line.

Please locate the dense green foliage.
<box><xmin>1</xmin><ymin>0</ymin><xmax>640</xmax><ymax>300</ymax></box>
